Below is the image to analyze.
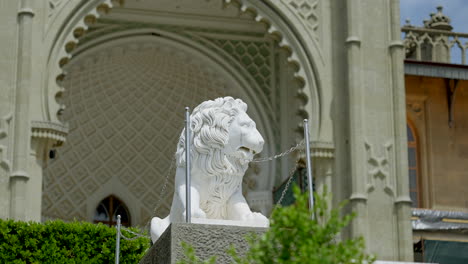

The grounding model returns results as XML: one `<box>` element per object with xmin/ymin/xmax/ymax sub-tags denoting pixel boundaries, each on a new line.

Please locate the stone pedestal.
<box><xmin>139</xmin><ymin>223</ymin><xmax>267</xmax><ymax>264</ymax></box>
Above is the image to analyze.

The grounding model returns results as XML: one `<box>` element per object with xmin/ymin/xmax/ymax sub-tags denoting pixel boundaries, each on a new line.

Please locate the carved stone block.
<box><xmin>139</xmin><ymin>223</ymin><xmax>266</xmax><ymax>264</ymax></box>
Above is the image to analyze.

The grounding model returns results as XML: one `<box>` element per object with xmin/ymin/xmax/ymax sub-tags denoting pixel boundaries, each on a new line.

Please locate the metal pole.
<box><xmin>185</xmin><ymin>107</ymin><xmax>191</xmax><ymax>223</ymax></box>
<box><xmin>115</xmin><ymin>215</ymin><xmax>121</xmax><ymax>264</ymax></box>
<box><xmin>303</xmin><ymin>119</ymin><xmax>314</xmax><ymax>218</ymax></box>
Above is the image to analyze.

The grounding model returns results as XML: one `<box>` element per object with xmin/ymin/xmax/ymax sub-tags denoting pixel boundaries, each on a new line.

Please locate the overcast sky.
<box><xmin>400</xmin><ymin>0</ymin><xmax>468</xmax><ymax>32</ymax></box>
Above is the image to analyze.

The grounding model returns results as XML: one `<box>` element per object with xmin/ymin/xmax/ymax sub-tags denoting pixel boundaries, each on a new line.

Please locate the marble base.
<box><xmin>139</xmin><ymin>222</ymin><xmax>267</xmax><ymax>264</ymax></box>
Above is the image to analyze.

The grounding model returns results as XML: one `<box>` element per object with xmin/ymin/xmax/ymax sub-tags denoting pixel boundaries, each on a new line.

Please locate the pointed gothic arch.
<box><xmin>94</xmin><ymin>195</ymin><xmax>131</xmax><ymax>226</ymax></box>
<box><xmin>407</xmin><ymin>119</ymin><xmax>421</xmax><ymax>208</ymax></box>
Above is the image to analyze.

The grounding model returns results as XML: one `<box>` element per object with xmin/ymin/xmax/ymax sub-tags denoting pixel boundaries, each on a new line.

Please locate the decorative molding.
<box><xmin>74</xmin><ymin>19</ymin><xmax>279</xmax><ymax>128</ymax></box>
<box><xmin>48</xmin><ymin>0</ymin><xmax>66</xmax><ymax>17</ymax></box>
<box><xmin>18</xmin><ymin>8</ymin><xmax>35</xmax><ymax>17</ymax></box>
<box><xmin>46</xmin><ymin>0</ymin><xmax>72</xmax><ymax>29</ymax></box>
<box><xmin>311</xmin><ymin>141</ymin><xmax>334</xmax><ymax>158</ymax></box>
<box><xmin>349</xmin><ymin>193</ymin><xmax>367</xmax><ymax>202</ymax></box>
<box><xmin>365</xmin><ymin>140</ymin><xmax>394</xmax><ymax>195</ymax></box>
<box><xmin>406</xmin><ymin>95</ymin><xmax>428</xmax><ymax>121</ymax></box>
<box><xmin>295</xmin><ymin>141</ymin><xmax>334</xmax><ymax>162</ymax></box>
<box><xmin>31</xmin><ymin>121</ymin><xmax>68</xmax><ymax>144</ymax></box>
<box><xmin>281</xmin><ymin>0</ymin><xmax>319</xmax><ymax>37</ymax></box>
<box><xmin>406</xmin><ymin>101</ymin><xmax>424</xmax><ymax>118</ymax></box>
<box><xmin>0</xmin><ymin>113</ymin><xmax>12</xmax><ymax>171</ymax></box>
<box><xmin>345</xmin><ymin>36</ymin><xmax>361</xmax><ymax>46</ymax></box>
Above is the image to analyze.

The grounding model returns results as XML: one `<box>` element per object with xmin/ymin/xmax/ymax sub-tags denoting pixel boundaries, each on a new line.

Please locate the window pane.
<box><xmin>409</xmin><ymin>169</ymin><xmax>417</xmax><ymax>189</ymax></box>
<box><xmin>408</xmin><ymin>147</ymin><xmax>416</xmax><ymax>167</ymax></box>
<box><xmin>407</xmin><ymin>125</ymin><xmax>414</xmax><ymax>142</ymax></box>
<box><xmin>94</xmin><ymin>196</ymin><xmax>131</xmax><ymax>226</ymax></box>
<box><xmin>113</xmin><ymin>204</ymin><xmax>130</xmax><ymax>223</ymax></box>
<box><xmin>94</xmin><ymin>203</ymin><xmax>109</xmax><ymax>221</ymax></box>
<box><xmin>410</xmin><ymin>191</ymin><xmax>418</xmax><ymax>207</ymax></box>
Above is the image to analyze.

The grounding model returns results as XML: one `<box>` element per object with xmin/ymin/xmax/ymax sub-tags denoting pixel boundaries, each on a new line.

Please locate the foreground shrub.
<box><xmin>180</xmin><ymin>185</ymin><xmax>375</xmax><ymax>264</ymax></box>
<box><xmin>0</xmin><ymin>219</ymin><xmax>150</xmax><ymax>264</ymax></box>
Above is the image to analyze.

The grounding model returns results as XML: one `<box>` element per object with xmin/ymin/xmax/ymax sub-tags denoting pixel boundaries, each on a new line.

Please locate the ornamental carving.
<box><xmin>47</xmin><ymin>0</ymin><xmax>71</xmax><ymax>22</ymax></box>
<box><xmin>406</xmin><ymin>96</ymin><xmax>427</xmax><ymax>120</ymax></box>
<box><xmin>365</xmin><ymin>140</ymin><xmax>394</xmax><ymax>195</ymax></box>
<box><xmin>282</xmin><ymin>0</ymin><xmax>319</xmax><ymax>35</ymax></box>
<box><xmin>0</xmin><ymin>114</ymin><xmax>12</xmax><ymax>171</ymax></box>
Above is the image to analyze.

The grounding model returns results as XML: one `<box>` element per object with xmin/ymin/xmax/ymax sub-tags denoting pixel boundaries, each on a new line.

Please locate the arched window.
<box><xmin>407</xmin><ymin>123</ymin><xmax>420</xmax><ymax>207</ymax></box>
<box><xmin>94</xmin><ymin>195</ymin><xmax>131</xmax><ymax>226</ymax></box>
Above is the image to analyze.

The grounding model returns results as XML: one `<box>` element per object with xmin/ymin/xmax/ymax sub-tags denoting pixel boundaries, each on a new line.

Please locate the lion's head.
<box><xmin>176</xmin><ymin>97</ymin><xmax>264</xmax><ymax>172</ymax></box>
<box><xmin>175</xmin><ymin>97</ymin><xmax>264</xmax><ymax>218</ymax></box>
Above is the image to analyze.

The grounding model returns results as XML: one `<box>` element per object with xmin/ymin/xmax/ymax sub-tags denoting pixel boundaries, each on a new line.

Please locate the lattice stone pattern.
<box><xmin>42</xmin><ymin>42</ymin><xmax>229</xmax><ymax>225</ymax></box>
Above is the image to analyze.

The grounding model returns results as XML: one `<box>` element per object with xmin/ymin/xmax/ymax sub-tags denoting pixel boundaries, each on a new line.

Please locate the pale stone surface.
<box><xmin>41</xmin><ymin>3</ymin><xmax>293</xmax><ymax>225</ymax></box>
<box><xmin>140</xmin><ymin>223</ymin><xmax>266</xmax><ymax>264</ymax></box>
<box><xmin>0</xmin><ymin>0</ymin><xmax>419</xmax><ymax>261</ymax></box>
<box><xmin>191</xmin><ymin>217</ymin><xmax>269</xmax><ymax>228</ymax></box>
<box><xmin>42</xmin><ymin>38</ymin><xmax>232</xmax><ymax>224</ymax></box>
<box><xmin>331</xmin><ymin>0</ymin><xmax>413</xmax><ymax>260</ymax></box>
<box><xmin>150</xmin><ymin>97</ymin><xmax>269</xmax><ymax>243</ymax></box>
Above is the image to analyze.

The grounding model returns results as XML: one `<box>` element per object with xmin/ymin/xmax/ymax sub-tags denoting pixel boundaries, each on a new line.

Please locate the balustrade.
<box><xmin>402</xmin><ymin>6</ymin><xmax>468</xmax><ymax>65</ymax></box>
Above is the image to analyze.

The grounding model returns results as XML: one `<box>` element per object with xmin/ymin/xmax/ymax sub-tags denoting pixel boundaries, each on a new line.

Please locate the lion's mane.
<box><xmin>175</xmin><ymin>97</ymin><xmax>249</xmax><ymax>219</ymax></box>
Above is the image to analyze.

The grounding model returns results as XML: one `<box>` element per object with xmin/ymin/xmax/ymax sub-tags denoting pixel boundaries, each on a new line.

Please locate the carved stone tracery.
<box><xmin>282</xmin><ymin>0</ymin><xmax>319</xmax><ymax>35</ymax></box>
<box><xmin>0</xmin><ymin>114</ymin><xmax>12</xmax><ymax>171</ymax></box>
<box><xmin>365</xmin><ymin>140</ymin><xmax>395</xmax><ymax>195</ymax></box>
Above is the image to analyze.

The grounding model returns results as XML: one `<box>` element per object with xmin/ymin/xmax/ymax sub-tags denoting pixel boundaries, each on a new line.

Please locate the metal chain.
<box><xmin>144</xmin><ymin>156</ymin><xmax>176</xmax><ymax>232</ymax></box>
<box><xmin>144</xmin><ymin>140</ymin><xmax>304</xmax><ymax>228</ymax></box>
<box><xmin>119</xmin><ymin>226</ymin><xmax>150</xmax><ymax>241</ymax></box>
<box><xmin>251</xmin><ymin>140</ymin><xmax>305</xmax><ymax>163</ymax></box>
<box><xmin>151</xmin><ymin>140</ymin><xmax>303</xmax><ymax>213</ymax></box>
<box><xmin>275</xmin><ymin>149</ymin><xmax>304</xmax><ymax>206</ymax></box>
<box><xmin>152</xmin><ymin>156</ymin><xmax>176</xmax><ymax>216</ymax></box>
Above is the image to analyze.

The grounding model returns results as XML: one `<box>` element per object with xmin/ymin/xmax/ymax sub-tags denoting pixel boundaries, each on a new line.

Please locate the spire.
<box><xmin>425</xmin><ymin>6</ymin><xmax>453</xmax><ymax>31</ymax></box>
<box><xmin>404</xmin><ymin>18</ymin><xmax>413</xmax><ymax>27</ymax></box>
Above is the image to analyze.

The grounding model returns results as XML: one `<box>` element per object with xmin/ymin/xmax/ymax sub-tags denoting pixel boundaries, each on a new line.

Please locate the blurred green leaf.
<box><xmin>180</xmin><ymin>185</ymin><xmax>376</xmax><ymax>264</ymax></box>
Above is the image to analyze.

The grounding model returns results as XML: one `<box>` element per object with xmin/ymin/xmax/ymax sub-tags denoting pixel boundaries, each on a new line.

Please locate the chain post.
<box><xmin>115</xmin><ymin>215</ymin><xmax>121</xmax><ymax>264</ymax></box>
<box><xmin>185</xmin><ymin>107</ymin><xmax>191</xmax><ymax>223</ymax></box>
<box><xmin>304</xmin><ymin>119</ymin><xmax>314</xmax><ymax>219</ymax></box>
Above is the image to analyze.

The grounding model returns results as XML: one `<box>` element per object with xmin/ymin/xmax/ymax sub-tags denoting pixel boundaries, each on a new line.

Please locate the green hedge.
<box><xmin>0</xmin><ymin>219</ymin><xmax>150</xmax><ymax>264</ymax></box>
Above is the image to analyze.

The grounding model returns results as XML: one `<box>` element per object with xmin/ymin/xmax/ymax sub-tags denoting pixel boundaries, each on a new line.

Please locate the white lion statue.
<box><xmin>150</xmin><ymin>97</ymin><xmax>269</xmax><ymax>242</ymax></box>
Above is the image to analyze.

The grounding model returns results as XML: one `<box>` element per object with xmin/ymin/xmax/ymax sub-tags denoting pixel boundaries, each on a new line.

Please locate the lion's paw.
<box><xmin>242</xmin><ymin>212</ymin><xmax>269</xmax><ymax>226</ymax></box>
<box><xmin>183</xmin><ymin>208</ymin><xmax>207</xmax><ymax>219</ymax></box>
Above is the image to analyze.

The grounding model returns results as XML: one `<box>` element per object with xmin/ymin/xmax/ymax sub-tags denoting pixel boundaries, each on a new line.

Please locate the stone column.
<box><xmin>311</xmin><ymin>142</ymin><xmax>334</xmax><ymax>200</ymax></box>
<box><xmin>345</xmin><ymin>0</ymin><xmax>369</xmax><ymax>246</ymax></box>
<box><xmin>10</xmin><ymin>0</ymin><xmax>34</xmax><ymax>220</ymax></box>
<box><xmin>390</xmin><ymin>0</ymin><xmax>414</xmax><ymax>260</ymax></box>
<box><xmin>341</xmin><ymin>0</ymin><xmax>413</xmax><ymax>260</ymax></box>
<box><xmin>0</xmin><ymin>0</ymin><xmax>22</xmax><ymax>219</ymax></box>
<box><xmin>26</xmin><ymin>137</ymin><xmax>48</xmax><ymax>221</ymax></box>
